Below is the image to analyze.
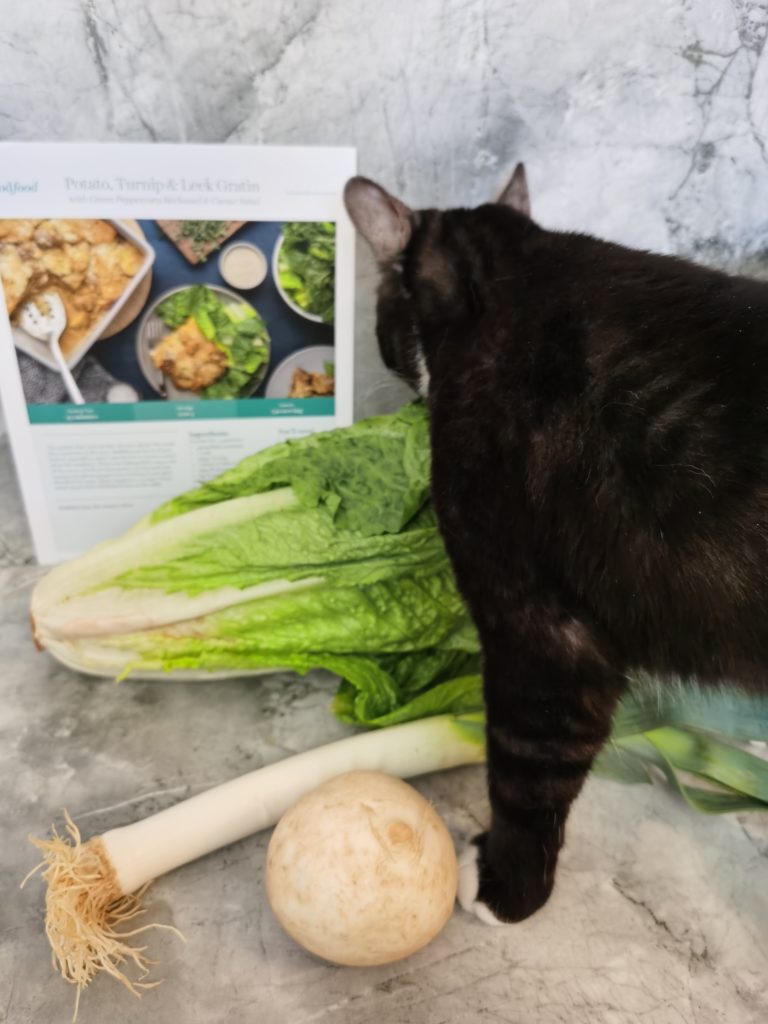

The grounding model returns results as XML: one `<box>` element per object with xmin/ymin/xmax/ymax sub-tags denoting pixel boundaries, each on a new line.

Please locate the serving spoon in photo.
<box><xmin>19</xmin><ymin>292</ymin><xmax>85</xmax><ymax>405</ymax></box>
<box><xmin>142</xmin><ymin>315</ymin><xmax>169</xmax><ymax>397</ymax></box>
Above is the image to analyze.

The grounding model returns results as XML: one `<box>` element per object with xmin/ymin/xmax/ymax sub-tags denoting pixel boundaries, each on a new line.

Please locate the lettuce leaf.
<box><xmin>150</xmin><ymin>400</ymin><xmax>432</xmax><ymax>535</ymax></box>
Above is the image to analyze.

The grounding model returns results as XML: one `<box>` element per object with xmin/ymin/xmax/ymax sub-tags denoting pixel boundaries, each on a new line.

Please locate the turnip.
<box><xmin>266</xmin><ymin>771</ymin><xmax>458</xmax><ymax>966</ymax></box>
<box><xmin>24</xmin><ymin>716</ymin><xmax>484</xmax><ymax>1017</ymax></box>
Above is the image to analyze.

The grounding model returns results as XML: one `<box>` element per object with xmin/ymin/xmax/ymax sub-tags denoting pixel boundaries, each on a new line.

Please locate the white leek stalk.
<box><xmin>25</xmin><ymin>715</ymin><xmax>485</xmax><ymax>1011</ymax></box>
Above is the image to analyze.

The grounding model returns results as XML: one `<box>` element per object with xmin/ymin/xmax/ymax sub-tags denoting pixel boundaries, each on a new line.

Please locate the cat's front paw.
<box><xmin>457</xmin><ymin>833</ymin><xmax>554</xmax><ymax>924</ymax></box>
<box><xmin>457</xmin><ymin>842</ymin><xmax>506</xmax><ymax>925</ymax></box>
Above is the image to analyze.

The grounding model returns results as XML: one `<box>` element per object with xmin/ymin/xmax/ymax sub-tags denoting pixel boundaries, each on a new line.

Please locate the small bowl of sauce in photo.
<box><xmin>219</xmin><ymin>242</ymin><xmax>268</xmax><ymax>290</ymax></box>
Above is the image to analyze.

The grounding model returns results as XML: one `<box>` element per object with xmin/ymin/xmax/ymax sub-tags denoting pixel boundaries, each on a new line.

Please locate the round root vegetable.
<box><xmin>23</xmin><ymin>716</ymin><xmax>485</xmax><ymax>1015</ymax></box>
<box><xmin>266</xmin><ymin>771</ymin><xmax>458</xmax><ymax>966</ymax></box>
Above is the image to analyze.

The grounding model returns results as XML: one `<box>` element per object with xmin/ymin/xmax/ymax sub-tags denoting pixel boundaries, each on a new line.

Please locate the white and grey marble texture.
<box><xmin>1</xmin><ymin>1</ymin><xmax>768</xmax><ymax>1022</ymax></box>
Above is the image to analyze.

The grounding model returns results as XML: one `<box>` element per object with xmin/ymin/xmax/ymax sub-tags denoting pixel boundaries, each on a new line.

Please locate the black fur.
<box><xmin>347</xmin><ymin>181</ymin><xmax>768</xmax><ymax>923</ymax></box>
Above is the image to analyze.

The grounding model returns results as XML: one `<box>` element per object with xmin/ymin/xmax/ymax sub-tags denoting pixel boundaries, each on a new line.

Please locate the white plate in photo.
<box><xmin>265</xmin><ymin>345</ymin><xmax>336</xmax><ymax>399</ymax></box>
<box><xmin>272</xmin><ymin>234</ymin><xmax>326</xmax><ymax>323</ymax></box>
<box><xmin>136</xmin><ymin>284</ymin><xmax>270</xmax><ymax>400</ymax></box>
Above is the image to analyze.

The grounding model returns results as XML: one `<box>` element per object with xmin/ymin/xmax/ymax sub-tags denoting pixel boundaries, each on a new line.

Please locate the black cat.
<box><xmin>344</xmin><ymin>166</ymin><xmax>768</xmax><ymax>925</ymax></box>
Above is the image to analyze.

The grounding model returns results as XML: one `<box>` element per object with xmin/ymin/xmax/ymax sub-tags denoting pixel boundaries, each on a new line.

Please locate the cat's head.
<box><xmin>344</xmin><ymin>164</ymin><xmax>531</xmax><ymax>396</ymax></box>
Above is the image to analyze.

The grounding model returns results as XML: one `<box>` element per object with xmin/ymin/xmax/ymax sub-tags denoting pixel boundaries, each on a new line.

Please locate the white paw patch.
<box><xmin>456</xmin><ymin>845</ymin><xmax>505</xmax><ymax>926</ymax></box>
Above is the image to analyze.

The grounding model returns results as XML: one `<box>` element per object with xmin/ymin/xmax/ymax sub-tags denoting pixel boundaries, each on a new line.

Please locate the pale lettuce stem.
<box><xmin>37</xmin><ymin>575</ymin><xmax>324</xmax><ymax>642</ymax></box>
<box><xmin>40</xmin><ymin>635</ymin><xmax>286</xmax><ymax>680</ymax></box>
<box><xmin>31</xmin><ymin>487</ymin><xmax>299</xmax><ymax>619</ymax></box>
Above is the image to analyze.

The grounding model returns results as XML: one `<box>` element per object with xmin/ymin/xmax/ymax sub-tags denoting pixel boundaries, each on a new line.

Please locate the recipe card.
<box><xmin>0</xmin><ymin>142</ymin><xmax>356</xmax><ymax>563</ymax></box>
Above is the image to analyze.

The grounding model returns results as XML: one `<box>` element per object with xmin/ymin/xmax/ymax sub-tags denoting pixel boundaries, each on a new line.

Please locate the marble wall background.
<box><xmin>0</xmin><ymin>0</ymin><xmax>767</xmax><ymax>415</ymax></box>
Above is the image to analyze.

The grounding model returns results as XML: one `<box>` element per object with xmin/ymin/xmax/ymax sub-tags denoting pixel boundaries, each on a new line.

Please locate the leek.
<box><xmin>26</xmin><ymin>715</ymin><xmax>485</xmax><ymax>1011</ymax></box>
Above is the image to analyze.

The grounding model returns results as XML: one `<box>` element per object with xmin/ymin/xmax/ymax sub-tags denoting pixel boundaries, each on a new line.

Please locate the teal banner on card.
<box><xmin>28</xmin><ymin>398</ymin><xmax>335</xmax><ymax>424</ymax></box>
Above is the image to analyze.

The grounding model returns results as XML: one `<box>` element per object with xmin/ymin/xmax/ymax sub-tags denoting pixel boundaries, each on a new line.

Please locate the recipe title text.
<box><xmin>63</xmin><ymin>177</ymin><xmax>260</xmax><ymax>195</ymax></box>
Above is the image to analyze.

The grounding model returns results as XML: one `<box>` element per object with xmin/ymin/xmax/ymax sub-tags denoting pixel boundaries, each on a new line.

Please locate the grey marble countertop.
<box><xmin>2</xmin><ymin>432</ymin><xmax>768</xmax><ymax>1024</ymax></box>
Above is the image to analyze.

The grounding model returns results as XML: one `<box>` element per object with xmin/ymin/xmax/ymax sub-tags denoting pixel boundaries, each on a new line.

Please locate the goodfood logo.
<box><xmin>0</xmin><ymin>180</ymin><xmax>38</xmax><ymax>195</ymax></box>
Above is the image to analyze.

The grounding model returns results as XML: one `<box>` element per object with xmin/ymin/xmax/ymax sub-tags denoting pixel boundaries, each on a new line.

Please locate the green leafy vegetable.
<box><xmin>155</xmin><ymin>285</ymin><xmax>269</xmax><ymax>399</ymax></box>
<box><xmin>277</xmin><ymin>222</ymin><xmax>335</xmax><ymax>323</ymax></box>
<box><xmin>32</xmin><ymin>402</ymin><xmax>768</xmax><ymax>813</ymax></box>
<box><xmin>33</xmin><ymin>405</ymin><xmax>477</xmax><ymax>714</ymax></box>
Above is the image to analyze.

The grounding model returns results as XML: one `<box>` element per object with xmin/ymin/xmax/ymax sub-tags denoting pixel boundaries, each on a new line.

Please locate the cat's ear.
<box><xmin>497</xmin><ymin>162</ymin><xmax>531</xmax><ymax>217</ymax></box>
<box><xmin>344</xmin><ymin>177</ymin><xmax>413</xmax><ymax>262</ymax></box>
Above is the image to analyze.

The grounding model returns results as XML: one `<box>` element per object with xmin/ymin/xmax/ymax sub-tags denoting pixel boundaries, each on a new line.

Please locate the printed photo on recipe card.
<box><xmin>0</xmin><ymin>143</ymin><xmax>356</xmax><ymax>563</ymax></box>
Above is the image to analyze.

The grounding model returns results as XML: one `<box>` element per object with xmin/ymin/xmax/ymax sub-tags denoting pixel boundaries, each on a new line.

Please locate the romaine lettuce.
<box><xmin>32</xmin><ymin>403</ymin><xmax>482</xmax><ymax>724</ymax></box>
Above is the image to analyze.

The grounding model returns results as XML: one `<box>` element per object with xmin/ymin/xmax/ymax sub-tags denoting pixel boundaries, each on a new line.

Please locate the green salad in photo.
<box><xmin>277</xmin><ymin>221</ymin><xmax>336</xmax><ymax>324</ymax></box>
<box><xmin>155</xmin><ymin>285</ymin><xmax>269</xmax><ymax>399</ymax></box>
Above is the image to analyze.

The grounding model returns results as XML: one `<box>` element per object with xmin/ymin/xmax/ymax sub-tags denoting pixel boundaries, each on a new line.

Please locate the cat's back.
<box><xmin>439</xmin><ymin>208</ymin><xmax>768</xmax><ymax>497</ymax></box>
<box><xmin>436</xmin><ymin>206</ymin><xmax>768</xmax><ymax>422</ymax></box>
<box><xmin>436</xmin><ymin>208</ymin><xmax>768</xmax><ymax>681</ymax></box>
<box><xmin>473</xmin><ymin>207</ymin><xmax>768</xmax><ymax>364</ymax></box>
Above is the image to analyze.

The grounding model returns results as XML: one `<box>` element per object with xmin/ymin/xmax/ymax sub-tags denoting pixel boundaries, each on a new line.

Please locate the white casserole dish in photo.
<box><xmin>10</xmin><ymin>219</ymin><xmax>155</xmax><ymax>371</ymax></box>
